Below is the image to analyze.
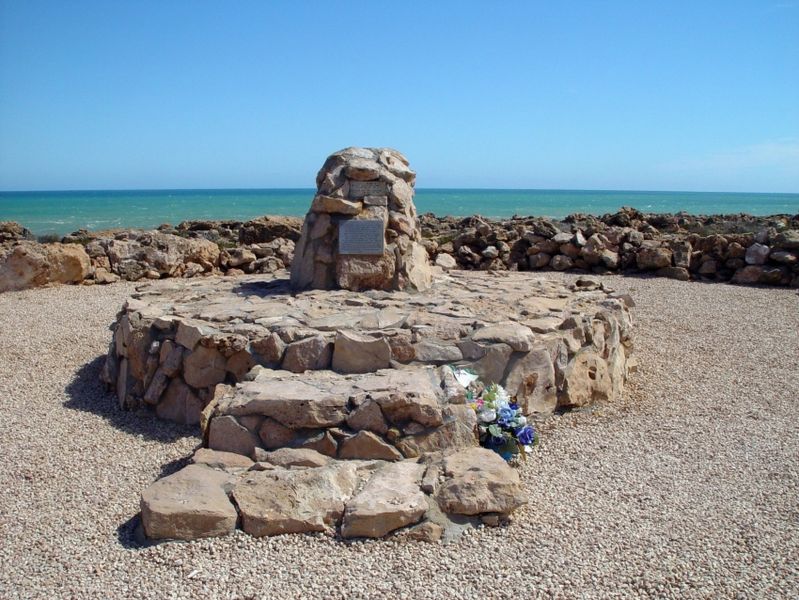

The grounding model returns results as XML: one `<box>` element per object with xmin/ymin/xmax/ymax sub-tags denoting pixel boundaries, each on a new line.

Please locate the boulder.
<box><xmin>0</xmin><ymin>241</ymin><xmax>91</xmax><ymax>292</ymax></box>
<box><xmin>433</xmin><ymin>448</ymin><xmax>526</xmax><ymax>516</ymax></box>
<box><xmin>341</xmin><ymin>461</ymin><xmax>427</xmax><ymax>538</ymax></box>
<box><xmin>636</xmin><ymin>246</ymin><xmax>672</xmax><ymax>270</ymax></box>
<box><xmin>140</xmin><ymin>464</ymin><xmax>237</xmax><ymax>540</ymax></box>
<box><xmin>745</xmin><ymin>243</ymin><xmax>770</xmax><ymax>265</ymax></box>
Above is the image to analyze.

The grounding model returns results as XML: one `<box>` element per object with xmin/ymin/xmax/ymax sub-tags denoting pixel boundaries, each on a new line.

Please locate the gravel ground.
<box><xmin>0</xmin><ymin>275</ymin><xmax>797</xmax><ymax>599</ymax></box>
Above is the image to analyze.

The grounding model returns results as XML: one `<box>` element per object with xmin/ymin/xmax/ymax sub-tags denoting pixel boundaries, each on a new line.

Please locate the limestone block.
<box><xmin>338</xmin><ymin>431</ymin><xmax>403</xmax><ymax>461</ymax></box>
<box><xmin>183</xmin><ymin>345</ymin><xmax>227</xmax><ymax>389</ymax></box>
<box><xmin>282</xmin><ymin>335</ymin><xmax>333</xmax><ymax>373</ymax></box>
<box><xmin>433</xmin><ymin>448</ymin><xmax>526</xmax><ymax>517</ymax></box>
<box><xmin>208</xmin><ymin>415</ymin><xmax>261</xmax><ymax>456</ymax></box>
<box><xmin>341</xmin><ymin>461</ymin><xmax>426</xmax><ymax>538</ymax></box>
<box><xmin>140</xmin><ymin>465</ymin><xmax>237</xmax><ymax>540</ymax></box>
<box><xmin>156</xmin><ymin>378</ymin><xmax>204</xmax><ymax>424</ymax></box>
<box><xmin>332</xmin><ymin>330</ymin><xmax>392</xmax><ymax>374</ymax></box>
<box><xmin>232</xmin><ymin>463</ymin><xmax>360</xmax><ymax>536</ymax></box>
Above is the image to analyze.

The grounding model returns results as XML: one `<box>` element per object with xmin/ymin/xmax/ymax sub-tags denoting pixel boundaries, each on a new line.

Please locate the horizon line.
<box><xmin>2</xmin><ymin>186</ymin><xmax>799</xmax><ymax>196</ymax></box>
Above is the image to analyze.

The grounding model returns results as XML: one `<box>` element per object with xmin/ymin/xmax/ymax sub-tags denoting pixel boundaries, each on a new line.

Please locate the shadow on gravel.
<box><xmin>64</xmin><ymin>355</ymin><xmax>197</xmax><ymax>443</ymax></box>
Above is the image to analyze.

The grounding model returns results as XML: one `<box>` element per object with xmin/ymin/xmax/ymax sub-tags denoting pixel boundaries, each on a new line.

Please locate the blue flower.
<box><xmin>497</xmin><ymin>406</ymin><xmax>515</xmax><ymax>425</ymax></box>
<box><xmin>509</xmin><ymin>402</ymin><xmax>519</xmax><ymax>411</ymax></box>
<box><xmin>515</xmin><ymin>425</ymin><xmax>535</xmax><ymax>445</ymax></box>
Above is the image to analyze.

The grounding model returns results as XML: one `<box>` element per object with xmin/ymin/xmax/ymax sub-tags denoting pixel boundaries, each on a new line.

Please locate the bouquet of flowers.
<box><xmin>451</xmin><ymin>367</ymin><xmax>538</xmax><ymax>461</ymax></box>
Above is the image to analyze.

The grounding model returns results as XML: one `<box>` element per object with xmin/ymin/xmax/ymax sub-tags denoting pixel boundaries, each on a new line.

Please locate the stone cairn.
<box><xmin>102</xmin><ymin>148</ymin><xmax>635</xmax><ymax>544</ymax></box>
<box><xmin>291</xmin><ymin>147</ymin><xmax>432</xmax><ymax>292</ymax></box>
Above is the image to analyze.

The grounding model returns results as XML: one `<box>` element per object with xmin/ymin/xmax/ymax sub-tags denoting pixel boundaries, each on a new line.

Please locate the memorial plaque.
<box><xmin>349</xmin><ymin>180</ymin><xmax>388</xmax><ymax>199</ymax></box>
<box><xmin>339</xmin><ymin>219</ymin><xmax>385</xmax><ymax>255</ymax></box>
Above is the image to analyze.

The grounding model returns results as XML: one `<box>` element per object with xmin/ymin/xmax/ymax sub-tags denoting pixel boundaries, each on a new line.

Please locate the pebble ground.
<box><xmin>0</xmin><ymin>274</ymin><xmax>797</xmax><ymax>599</ymax></box>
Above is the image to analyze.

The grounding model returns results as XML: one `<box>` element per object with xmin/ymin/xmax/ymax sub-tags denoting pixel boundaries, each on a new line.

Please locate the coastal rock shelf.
<box><xmin>102</xmin><ymin>270</ymin><xmax>634</xmax><ymax>427</ymax></box>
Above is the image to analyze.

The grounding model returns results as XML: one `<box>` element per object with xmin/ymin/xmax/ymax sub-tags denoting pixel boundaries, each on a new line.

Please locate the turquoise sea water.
<box><xmin>1</xmin><ymin>188</ymin><xmax>797</xmax><ymax>236</ymax></box>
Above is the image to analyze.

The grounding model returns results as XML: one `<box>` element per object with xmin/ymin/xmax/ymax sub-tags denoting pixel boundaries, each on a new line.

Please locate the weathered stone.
<box><xmin>466</xmin><ymin>343</ymin><xmax>513</xmax><ymax>385</ymax></box>
<box><xmin>311</xmin><ymin>195</ymin><xmax>362</xmax><ymax>215</ymax></box>
<box><xmin>503</xmin><ymin>347</ymin><xmax>557</xmax><ymax>414</ymax></box>
<box><xmin>233</xmin><ymin>463</ymin><xmax>360</xmax><ymax>536</ymax></box>
<box><xmin>656</xmin><ymin>266</ymin><xmax>690</xmax><ymax>281</ymax></box>
<box><xmin>338</xmin><ymin>430</ymin><xmax>403</xmax><ymax>461</ymax></box>
<box><xmin>0</xmin><ymin>241</ymin><xmax>91</xmax><ymax>292</ymax></box>
<box><xmin>282</xmin><ymin>335</ymin><xmax>333</xmax><ymax>373</ymax></box>
<box><xmin>560</xmin><ymin>350</ymin><xmax>612</xmax><ymax>408</ymax></box>
<box><xmin>192</xmin><ymin>448</ymin><xmax>254</xmax><ymax>470</ymax></box>
<box><xmin>471</xmin><ymin>323</ymin><xmax>535</xmax><ymax>352</ymax></box>
<box><xmin>140</xmin><ymin>464</ymin><xmax>237</xmax><ymax>540</ymax></box>
<box><xmin>732</xmin><ymin>266</ymin><xmax>763</xmax><ymax>284</ymax></box>
<box><xmin>346</xmin><ymin>399</ymin><xmax>388</xmax><ymax>434</ymax></box>
<box><xmin>341</xmin><ymin>461</ymin><xmax>426</xmax><ymax>538</ymax></box>
<box><xmin>156</xmin><ymin>378</ymin><xmax>204</xmax><ymax>424</ymax></box>
<box><xmin>745</xmin><ymin>243</ymin><xmax>770</xmax><ymax>265</ymax></box>
<box><xmin>220</xmin><ymin>376</ymin><xmax>349</xmax><ymax>429</ymax></box>
<box><xmin>413</xmin><ymin>341</ymin><xmax>463</xmax><ymax>363</ymax></box>
<box><xmin>636</xmin><ymin>246</ymin><xmax>672</xmax><ymax>270</ymax></box>
<box><xmin>434</xmin><ymin>253</ymin><xmax>457</xmax><ymax>270</ymax></box>
<box><xmin>332</xmin><ymin>330</ymin><xmax>392</xmax><ymax>374</ymax></box>
<box><xmin>208</xmin><ymin>415</ymin><xmax>261</xmax><ymax>456</ymax></box>
<box><xmin>395</xmin><ymin>405</ymin><xmax>478</xmax><ymax>457</ymax></box>
<box><xmin>183</xmin><ymin>345</ymin><xmax>227</xmax><ymax>388</ymax></box>
<box><xmin>251</xmin><ymin>332</ymin><xmax>286</xmax><ymax>364</ymax></box>
<box><xmin>252</xmin><ymin>447</ymin><xmax>331</xmax><ymax>468</ymax></box>
<box><xmin>550</xmin><ymin>255</ymin><xmax>573</xmax><ymax>271</ymax></box>
<box><xmin>258</xmin><ymin>418</ymin><xmax>295</xmax><ymax>449</ymax></box>
<box><xmin>770</xmin><ymin>250</ymin><xmax>797</xmax><ymax>264</ymax></box>
<box><xmin>434</xmin><ymin>448</ymin><xmax>526</xmax><ymax>516</ymax></box>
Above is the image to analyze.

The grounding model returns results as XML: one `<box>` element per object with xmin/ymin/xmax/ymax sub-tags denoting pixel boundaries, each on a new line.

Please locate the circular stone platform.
<box><xmin>102</xmin><ymin>269</ymin><xmax>634</xmax><ymax>541</ymax></box>
<box><xmin>103</xmin><ymin>269</ymin><xmax>633</xmax><ymax>425</ymax></box>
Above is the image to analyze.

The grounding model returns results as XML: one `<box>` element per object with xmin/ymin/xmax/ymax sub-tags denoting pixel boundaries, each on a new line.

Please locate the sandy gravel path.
<box><xmin>0</xmin><ymin>275</ymin><xmax>796</xmax><ymax>599</ymax></box>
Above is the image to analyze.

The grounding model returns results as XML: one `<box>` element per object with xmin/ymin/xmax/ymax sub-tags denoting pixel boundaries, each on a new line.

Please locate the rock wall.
<box><xmin>101</xmin><ymin>271</ymin><xmax>633</xmax><ymax>428</ymax></box>
<box><xmin>4</xmin><ymin>207</ymin><xmax>796</xmax><ymax>293</ymax></box>
<box><xmin>291</xmin><ymin>147</ymin><xmax>432</xmax><ymax>292</ymax></box>
<box><xmin>420</xmin><ymin>209</ymin><xmax>799</xmax><ymax>287</ymax></box>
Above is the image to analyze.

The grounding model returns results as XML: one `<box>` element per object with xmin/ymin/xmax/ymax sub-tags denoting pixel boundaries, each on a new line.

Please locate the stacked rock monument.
<box><xmin>102</xmin><ymin>148</ymin><xmax>635</xmax><ymax>543</ymax></box>
<box><xmin>291</xmin><ymin>147</ymin><xmax>432</xmax><ymax>292</ymax></box>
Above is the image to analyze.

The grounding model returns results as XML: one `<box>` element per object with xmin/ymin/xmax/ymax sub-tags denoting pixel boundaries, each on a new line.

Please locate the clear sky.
<box><xmin>0</xmin><ymin>0</ymin><xmax>797</xmax><ymax>192</ymax></box>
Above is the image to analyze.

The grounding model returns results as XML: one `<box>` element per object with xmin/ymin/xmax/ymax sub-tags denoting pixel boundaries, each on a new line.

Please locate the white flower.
<box><xmin>477</xmin><ymin>409</ymin><xmax>497</xmax><ymax>423</ymax></box>
<box><xmin>517</xmin><ymin>416</ymin><xmax>527</xmax><ymax>425</ymax></box>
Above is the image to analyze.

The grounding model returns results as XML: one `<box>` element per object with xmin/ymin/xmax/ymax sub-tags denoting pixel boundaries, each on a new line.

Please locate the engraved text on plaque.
<box><xmin>339</xmin><ymin>219</ymin><xmax>385</xmax><ymax>255</ymax></box>
<box><xmin>349</xmin><ymin>180</ymin><xmax>388</xmax><ymax>199</ymax></box>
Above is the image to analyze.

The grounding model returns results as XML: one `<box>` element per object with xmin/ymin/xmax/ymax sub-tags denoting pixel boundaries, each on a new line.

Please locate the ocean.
<box><xmin>1</xmin><ymin>188</ymin><xmax>797</xmax><ymax>236</ymax></box>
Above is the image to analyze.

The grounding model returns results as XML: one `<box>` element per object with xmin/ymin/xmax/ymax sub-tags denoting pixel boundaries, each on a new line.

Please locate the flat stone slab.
<box><xmin>141</xmin><ymin>447</ymin><xmax>526</xmax><ymax>542</ymax></box>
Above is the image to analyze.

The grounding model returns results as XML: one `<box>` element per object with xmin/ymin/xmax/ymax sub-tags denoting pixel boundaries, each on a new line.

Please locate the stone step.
<box><xmin>140</xmin><ymin>447</ymin><xmax>526</xmax><ymax>542</ymax></box>
<box><xmin>203</xmin><ymin>366</ymin><xmax>479</xmax><ymax>462</ymax></box>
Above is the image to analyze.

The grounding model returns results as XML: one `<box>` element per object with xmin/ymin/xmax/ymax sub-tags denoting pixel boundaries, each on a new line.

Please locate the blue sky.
<box><xmin>0</xmin><ymin>1</ymin><xmax>797</xmax><ymax>192</ymax></box>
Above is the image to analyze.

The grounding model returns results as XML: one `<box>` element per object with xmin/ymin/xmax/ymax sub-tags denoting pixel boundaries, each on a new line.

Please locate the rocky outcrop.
<box><xmin>0</xmin><ymin>221</ymin><xmax>34</xmax><ymax>243</ymax></box>
<box><xmin>290</xmin><ymin>147</ymin><xmax>432</xmax><ymax>292</ymax></box>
